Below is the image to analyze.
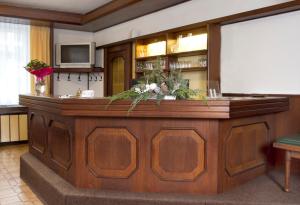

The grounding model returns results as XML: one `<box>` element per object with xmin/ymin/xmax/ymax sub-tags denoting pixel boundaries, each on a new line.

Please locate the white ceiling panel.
<box><xmin>0</xmin><ymin>0</ymin><xmax>113</xmax><ymax>14</ymax></box>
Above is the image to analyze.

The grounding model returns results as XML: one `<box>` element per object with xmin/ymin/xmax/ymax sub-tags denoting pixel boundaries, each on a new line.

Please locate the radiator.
<box><xmin>0</xmin><ymin>114</ymin><xmax>28</xmax><ymax>142</ymax></box>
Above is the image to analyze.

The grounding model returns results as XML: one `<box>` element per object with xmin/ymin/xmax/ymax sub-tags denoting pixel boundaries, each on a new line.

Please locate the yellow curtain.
<box><xmin>30</xmin><ymin>25</ymin><xmax>51</xmax><ymax>95</ymax></box>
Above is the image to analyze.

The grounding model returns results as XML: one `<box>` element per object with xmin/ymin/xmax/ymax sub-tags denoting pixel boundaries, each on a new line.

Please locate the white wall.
<box><xmin>221</xmin><ymin>10</ymin><xmax>300</xmax><ymax>94</ymax></box>
<box><xmin>54</xmin><ymin>0</ymin><xmax>292</xmax><ymax>96</ymax></box>
<box><xmin>53</xmin><ymin>29</ymin><xmax>103</xmax><ymax>97</ymax></box>
<box><xmin>94</xmin><ymin>0</ymin><xmax>290</xmax><ymax>46</ymax></box>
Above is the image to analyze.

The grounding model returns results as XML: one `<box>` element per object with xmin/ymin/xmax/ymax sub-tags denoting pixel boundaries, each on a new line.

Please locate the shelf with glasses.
<box><xmin>135</xmin><ymin>55</ymin><xmax>167</xmax><ymax>61</ymax></box>
<box><xmin>135</xmin><ymin>67</ymin><xmax>207</xmax><ymax>74</ymax></box>
<box><xmin>167</xmin><ymin>50</ymin><xmax>207</xmax><ymax>57</ymax></box>
<box><xmin>134</xmin><ymin>26</ymin><xmax>210</xmax><ymax>92</ymax></box>
<box><xmin>135</xmin><ymin>50</ymin><xmax>208</xmax><ymax>60</ymax></box>
<box><xmin>53</xmin><ymin>67</ymin><xmax>104</xmax><ymax>73</ymax></box>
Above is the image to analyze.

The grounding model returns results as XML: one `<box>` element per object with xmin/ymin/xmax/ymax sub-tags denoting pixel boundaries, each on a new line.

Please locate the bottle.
<box><xmin>76</xmin><ymin>88</ymin><xmax>82</xmax><ymax>97</ymax></box>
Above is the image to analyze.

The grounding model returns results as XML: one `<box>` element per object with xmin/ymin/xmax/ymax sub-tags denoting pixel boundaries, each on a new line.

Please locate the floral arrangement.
<box><xmin>25</xmin><ymin>59</ymin><xmax>53</xmax><ymax>81</ymax></box>
<box><xmin>109</xmin><ymin>58</ymin><xmax>205</xmax><ymax>112</ymax></box>
<box><xmin>25</xmin><ymin>59</ymin><xmax>53</xmax><ymax>95</ymax></box>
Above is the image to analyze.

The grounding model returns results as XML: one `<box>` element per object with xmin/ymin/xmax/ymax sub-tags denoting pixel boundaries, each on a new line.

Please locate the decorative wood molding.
<box><xmin>0</xmin><ymin>105</ymin><xmax>27</xmax><ymax>115</ymax></box>
<box><xmin>96</xmin><ymin>1</ymin><xmax>300</xmax><ymax>48</ymax></box>
<box><xmin>0</xmin><ymin>0</ymin><xmax>143</xmax><ymax>26</ymax></box>
<box><xmin>0</xmin><ymin>4</ymin><xmax>82</xmax><ymax>25</ymax></box>
<box><xmin>19</xmin><ymin>95</ymin><xmax>289</xmax><ymax>119</ymax></box>
<box><xmin>29</xmin><ymin>113</ymin><xmax>47</xmax><ymax>155</ymax></box>
<box><xmin>82</xmin><ymin>0</ymin><xmax>141</xmax><ymax>24</ymax></box>
<box><xmin>225</xmin><ymin>123</ymin><xmax>269</xmax><ymax>177</ymax></box>
<box><xmin>219</xmin><ymin>0</ymin><xmax>300</xmax><ymax>25</ymax></box>
<box><xmin>2</xmin><ymin>1</ymin><xmax>299</xmax><ymax>33</ymax></box>
<box><xmin>152</xmin><ymin>129</ymin><xmax>205</xmax><ymax>181</ymax></box>
<box><xmin>86</xmin><ymin>127</ymin><xmax>137</xmax><ymax>178</ymax></box>
<box><xmin>48</xmin><ymin>120</ymin><xmax>72</xmax><ymax>170</ymax></box>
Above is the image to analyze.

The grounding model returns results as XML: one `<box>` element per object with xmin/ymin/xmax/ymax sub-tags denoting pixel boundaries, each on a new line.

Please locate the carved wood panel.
<box><xmin>86</xmin><ymin>128</ymin><xmax>137</xmax><ymax>178</ymax></box>
<box><xmin>48</xmin><ymin>120</ymin><xmax>72</xmax><ymax>170</ymax></box>
<box><xmin>225</xmin><ymin>123</ymin><xmax>269</xmax><ymax>176</ymax></box>
<box><xmin>152</xmin><ymin>129</ymin><xmax>205</xmax><ymax>181</ymax></box>
<box><xmin>29</xmin><ymin>113</ymin><xmax>47</xmax><ymax>154</ymax></box>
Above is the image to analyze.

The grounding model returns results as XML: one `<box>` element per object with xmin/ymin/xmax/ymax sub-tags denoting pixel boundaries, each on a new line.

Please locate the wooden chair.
<box><xmin>273</xmin><ymin>135</ymin><xmax>300</xmax><ymax>192</ymax></box>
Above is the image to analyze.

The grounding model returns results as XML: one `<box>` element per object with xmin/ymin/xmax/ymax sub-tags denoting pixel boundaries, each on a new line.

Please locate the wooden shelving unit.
<box><xmin>166</xmin><ymin>50</ymin><xmax>207</xmax><ymax>57</ymax></box>
<box><xmin>134</xmin><ymin>27</ymin><xmax>209</xmax><ymax>91</ymax></box>
<box><xmin>135</xmin><ymin>66</ymin><xmax>207</xmax><ymax>74</ymax></box>
<box><xmin>135</xmin><ymin>27</ymin><xmax>208</xmax><ymax>70</ymax></box>
<box><xmin>53</xmin><ymin>67</ymin><xmax>104</xmax><ymax>73</ymax></box>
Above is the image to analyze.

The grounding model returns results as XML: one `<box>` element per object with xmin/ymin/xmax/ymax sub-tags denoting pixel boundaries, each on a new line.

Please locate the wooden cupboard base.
<box><xmin>21</xmin><ymin>153</ymin><xmax>300</xmax><ymax>205</ymax></box>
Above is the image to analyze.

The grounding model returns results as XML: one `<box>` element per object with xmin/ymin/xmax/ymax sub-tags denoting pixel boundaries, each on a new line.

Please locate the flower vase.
<box><xmin>35</xmin><ymin>78</ymin><xmax>46</xmax><ymax>96</ymax></box>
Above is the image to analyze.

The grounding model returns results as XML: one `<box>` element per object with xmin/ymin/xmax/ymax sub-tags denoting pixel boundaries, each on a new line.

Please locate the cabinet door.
<box><xmin>105</xmin><ymin>43</ymin><xmax>132</xmax><ymax>96</ymax></box>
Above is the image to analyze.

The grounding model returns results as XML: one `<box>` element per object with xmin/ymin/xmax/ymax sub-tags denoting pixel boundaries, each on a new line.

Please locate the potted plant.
<box><xmin>108</xmin><ymin>57</ymin><xmax>205</xmax><ymax>112</ymax></box>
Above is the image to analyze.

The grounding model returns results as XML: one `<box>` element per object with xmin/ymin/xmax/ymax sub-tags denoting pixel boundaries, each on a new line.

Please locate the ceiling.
<box><xmin>0</xmin><ymin>0</ymin><xmax>113</xmax><ymax>14</ymax></box>
<box><xmin>56</xmin><ymin>0</ymin><xmax>189</xmax><ymax>32</ymax></box>
<box><xmin>0</xmin><ymin>0</ymin><xmax>190</xmax><ymax>32</ymax></box>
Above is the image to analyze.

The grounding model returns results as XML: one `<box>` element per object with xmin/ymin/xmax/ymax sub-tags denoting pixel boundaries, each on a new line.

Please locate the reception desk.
<box><xmin>19</xmin><ymin>95</ymin><xmax>289</xmax><ymax>195</ymax></box>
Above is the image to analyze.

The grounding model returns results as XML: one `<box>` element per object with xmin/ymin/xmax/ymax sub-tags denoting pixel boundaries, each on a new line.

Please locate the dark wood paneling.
<box><xmin>0</xmin><ymin>4</ymin><xmax>82</xmax><ymax>25</ymax></box>
<box><xmin>86</xmin><ymin>127</ymin><xmax>137</xmax><ymax>178</ymax></box>
<box><xmin>19</xmin><ymin>95</ymin><xmax>288</xmax><ymax>119</ymax></box>
<box><xmin>0</xmin><ymin>105</ymin><xmax>27</xmax><ymax>115</ymax></box>
<box><xmin>20</xmin><ymin>95</ymin><xmax>289</xmax><ymax>194</ymax></box>
<box><xmin>29</xmin><ymin>113</ymin><xmax>47</xmax><ymax>154</ymax></box>
<box><xmin>55</xmin><ymin>0</ymin><xmax>190</xmax><ymax>32</ymax></box>
<box><xmin>53</xmin><ymin>67</ymin><xmax>104</xmax><ymax>73</ymax></box>
<box><xmin>73</xmin><ymin>117</ymin><xmax>220</xmax><ymax>194</ymax></box>
<box><xmin>225</xmin><ymin>123</ymin><xmax>268</xmax><ymax>176</ymax></box>
<box><xmin>219</xmin><ymin>115</ymin><xmax>275</xmax><ymax>192</ymax></box>
<box><xmin>152</xmin><ymin>129</ymin><xmax>205</xmax><ymax>181</ymax></box>
<box><xmin>48</xmin><ymin>120</ymin><xmax>72</xmax><ymax>170</ymax></box>
<box><xmin>82</xmin><ymin>0</ymin><xmax>141</xmax><ymax>24</ymax></box>
<box><xmin>0</xmin><ymin>1</ymin><xmax>299</xmax><ymax>34</ymax></box>
<box><xmin>220</xmin><ymin>0</ymin><xmax>300</xmax><ymax>25</ymax></box>
<box><xmin>105</xmin><ymin>43</ymin><xmax>132</xmax><ymax>96</ymax></box>
<box><xmin>49</xmin><ymin>24</ymin><xmax>54</xmax><ymax>95</ymax></box>
<box><xmin>207</xmin><ymin>24</ymin><xmax>221</xmax><ymax>90</ymax></box>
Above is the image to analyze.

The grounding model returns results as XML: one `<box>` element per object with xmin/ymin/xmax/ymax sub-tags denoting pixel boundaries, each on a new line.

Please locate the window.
<box><xmin>0</xmin><ymin>22</ymin><xmax>30</xmax><ymax>105</ymax></box>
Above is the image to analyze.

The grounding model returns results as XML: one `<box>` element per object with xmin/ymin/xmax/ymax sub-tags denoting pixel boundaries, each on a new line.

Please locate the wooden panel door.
<box><xmin>105</xmin><ymin>43</ymin><xmax>132</xmax><ymax>96</ymax></box>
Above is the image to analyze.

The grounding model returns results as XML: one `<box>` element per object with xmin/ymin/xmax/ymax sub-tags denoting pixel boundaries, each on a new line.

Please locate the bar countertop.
<box><xmin>19</xmin><ymin>94</ymin><xmax>289</xmax><ymax>119</ymax></box>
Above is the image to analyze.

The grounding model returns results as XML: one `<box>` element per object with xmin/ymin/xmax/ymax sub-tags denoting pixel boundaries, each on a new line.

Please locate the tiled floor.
<box><xmin>0</xmin><ymin>144</ymin><xmax>43</xmax><ymax>205</ymax></box>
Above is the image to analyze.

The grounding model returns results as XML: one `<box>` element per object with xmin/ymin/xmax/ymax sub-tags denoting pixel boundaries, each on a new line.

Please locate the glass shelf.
<box><xmin>136</xmin><ymin>36</ymin><xmax>167</xmax><ymax>58</ymax></box>
<box><xmin>167</xmin><ymin>28</ymin><xmax>208</xmax><ymax>54</ymax></box>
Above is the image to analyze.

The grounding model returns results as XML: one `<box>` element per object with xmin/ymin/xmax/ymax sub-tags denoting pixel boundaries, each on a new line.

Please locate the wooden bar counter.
<box><xmin>19</xmin><ymin>95</ymin><xmax>289</xmax><ymax>195</ymax></box>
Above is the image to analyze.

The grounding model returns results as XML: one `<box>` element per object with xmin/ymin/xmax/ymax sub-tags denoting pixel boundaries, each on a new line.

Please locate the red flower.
<box><xmin>27</xmin><ymin>67</ymin><xmax>53</xmax><ymax>81</ymax></box>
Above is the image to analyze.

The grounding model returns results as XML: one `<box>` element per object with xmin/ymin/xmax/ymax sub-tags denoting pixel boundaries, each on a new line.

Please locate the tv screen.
<box><xmin>61</xmin><ymin>45</ymin><xmax>90</xmax><ymax>63</ymax></box>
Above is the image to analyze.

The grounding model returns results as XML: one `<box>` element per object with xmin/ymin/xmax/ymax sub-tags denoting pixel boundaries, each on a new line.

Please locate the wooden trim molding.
<box><xmin>219</xmin><ymin>0</ymin><xmax>300</xmax><ymax>25</ymax></box>
<box><xmin>19</xmin><ymin>95</ymin><xmax>289</xmax><ymax>119</ymax></box>
<box><xmin>0</xmin><ymin>4</ymin><xmax>82</xmax><ymax>24</ymax></box>
<box><xmin>82</xmin><ymin>0</ymin><xmax>141</xmax><ymax>24</ymax></box>
<box><xmin>0</xmin><ymin>0</ymin><xmax>142</xmax><ymax>25</ymax></box>
<box><xmin>0</xmin><ymin>105</ymin><xmax>27</xmax><ymax>115</ymax></box>
<box><xmin>1</xmin><ymin>1</ymin><xmax>300</xmax><ymax>33</ymax></box>
<box><xmin>97</xmin><ymin>0</ymin><xmax>300</xmax><ymax>48</ymax></box>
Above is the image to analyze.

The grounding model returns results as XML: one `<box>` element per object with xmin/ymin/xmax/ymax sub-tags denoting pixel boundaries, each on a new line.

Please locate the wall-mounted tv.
<box><xmin>56</xmin><ymin>42</ymin><xmax>96</xmax><ymax>68</ymax></box>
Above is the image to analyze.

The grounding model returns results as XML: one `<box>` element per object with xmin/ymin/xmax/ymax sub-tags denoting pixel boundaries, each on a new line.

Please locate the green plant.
<box><xmin>107</xmin><ymin>57</ymin><xmax>205</xmax><ymax>112</ymax></box>
<box><xmin>25</xmin><ymin>59</ymin><xmax>49</xmax><ymax>71</ymax></box>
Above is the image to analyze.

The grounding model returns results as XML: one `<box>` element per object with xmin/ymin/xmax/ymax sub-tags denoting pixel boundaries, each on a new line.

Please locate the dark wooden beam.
<box><xmin>82</xmin><ymin>0</ymin><xmax>141</xmax><ymax>24</ymax></box>
<box><xmin>0</xmin><ymin>4</ymin><xmax>82</xmax><ymax>25</ymax></box>
<box><xmin>96</xmin><ymin>0</ymin><xmax>300</xmax><ymax>47</ymax></box>
<box><xmin>219</xmin><ymin>0</ymin><xmax>300</xmax><ymax>25</ymax></box>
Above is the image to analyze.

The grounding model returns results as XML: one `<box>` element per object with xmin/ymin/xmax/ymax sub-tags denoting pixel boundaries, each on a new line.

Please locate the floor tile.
<box><xmin>0</xmin><ymin>145</ymin><xmax>44</xmax><ymax>205</ymax></box>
